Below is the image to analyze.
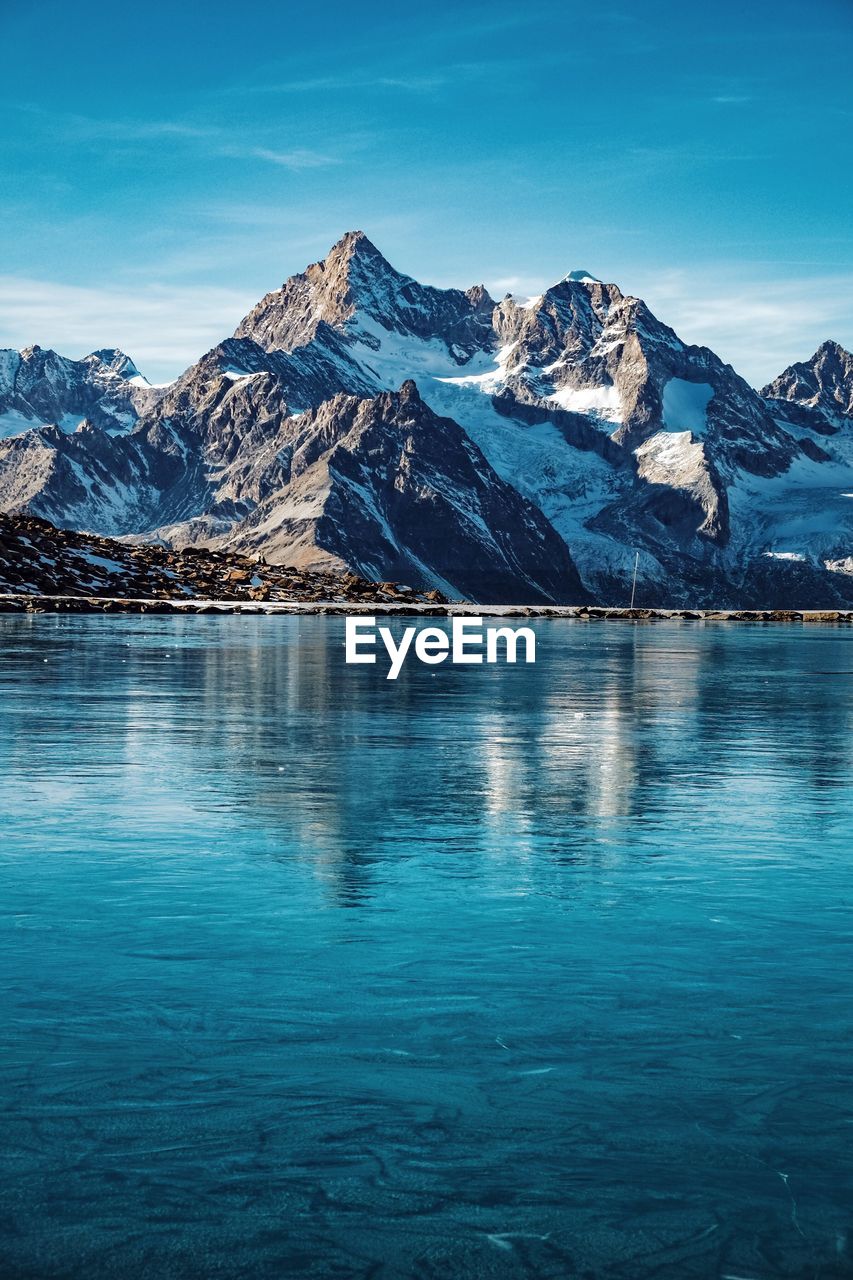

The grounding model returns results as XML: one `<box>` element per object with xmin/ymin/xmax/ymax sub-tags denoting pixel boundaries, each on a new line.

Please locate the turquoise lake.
<box><xmin>1</xmin><ymin>615</ymin><xmax>852</xmax><ymax>1279</ymax></box>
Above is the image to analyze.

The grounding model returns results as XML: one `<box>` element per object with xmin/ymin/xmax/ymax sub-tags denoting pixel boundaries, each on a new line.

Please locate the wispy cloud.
<box><xmin>486</xmin><ymin>274</ymin><xmax>551</xmax><ymax>298</ymax></box>
<box><xmin>241</xmin><ymin>146</ymin><xmax>341</xmax><ymax>169</ymax></box>
<box><xmin>94</xmin><ymin>120</ymin><xmax>219</xmax><ymax>140</ymax></box>
<box><xmin>244</xmin><ymin>72</ymin><xmax>450</xmax><ymax>94</ymax></box>
<box><xmin>11</xmin><ymin>105</ymin><xmax>220</xmax><ymax>143</ymax></box>
<box><xmin>629</xmin><ymin>269</ymin><xmax>853</xmax><ymax>385</ymax></box>
<box><xmin>10</xmin><ymin>105</ymin><xmax>346</xmax><ymax>170</ymax></box>
<box><xmin>232</xmin><ymin>58</ymin><xmax>525</xmax><ymax>97</ymax></box>
<box><xmin>0</xmin><ymin>277</ymin><xmax>259</xmax><ymax>383</ymax></box>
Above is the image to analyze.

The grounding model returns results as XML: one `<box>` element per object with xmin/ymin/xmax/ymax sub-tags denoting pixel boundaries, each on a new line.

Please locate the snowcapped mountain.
<box><xmin>235</xmin><ymin>230</ymin><xmax>496</xmax><ymax>367</ymax></box>
<box><xmin>763</xmin><ymin>340</ymin><xmax>853</xmax><ymax>429</ymax></box>
<box><xmin>0</xmin><ymin>344</ymin><xmax>158</xmax><ymax>440</ymax></box>
<box><xmin>0</xmin><ymin>232</ymin><xmax>851</xmax><ymax>605</ymax></box>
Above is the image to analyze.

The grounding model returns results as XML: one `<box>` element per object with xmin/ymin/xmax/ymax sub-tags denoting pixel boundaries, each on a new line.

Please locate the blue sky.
<box><xmin>1</xmin><ymin>0</ymin><xmax>851</xmax><ymax>385</ymax></box>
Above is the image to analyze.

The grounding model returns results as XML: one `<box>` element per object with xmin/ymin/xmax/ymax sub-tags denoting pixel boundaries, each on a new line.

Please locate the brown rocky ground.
<box><xmin>0</xmin><ymin>514</ymin><xmax>448</xmax><ymax>606</ymax></box>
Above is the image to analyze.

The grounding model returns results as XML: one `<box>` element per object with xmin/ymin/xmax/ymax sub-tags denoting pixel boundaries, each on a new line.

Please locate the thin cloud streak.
<box><xmin>633</xmin><ymin>269</ymin><xmax>853</xmax><ymax>385</ymax></box>
<box><xmin>10</xmin><ymin>105</ymin><xmax>347</xmax><ymax>170</ymax></box>
<box><xmin>243</xmin><ymin>147</ymin><xmax>342</xmax><ymax>169</ymax></box>
<box><xmin>244</xmin><ymin>73</ymin><xmax>450</xmax><ymax>94</ymax></box>
<box><xmin>10</xmin><ymin>105</ymin><xmax>220</xmax><ymax>142</ymax></box>
<box><xmin>231</xmin><ymin>57</ymin><xmax>530</xmax><ymax>97</ymax></box>
<box><xmin>486</xmin><ymin>274</ymin><xmax>551</xmax><ymax>297</ymax></box>
<box><xmin>0</xmin><ymin>277</ymin><xmax>259</xmax><ymax>384</ymax></box>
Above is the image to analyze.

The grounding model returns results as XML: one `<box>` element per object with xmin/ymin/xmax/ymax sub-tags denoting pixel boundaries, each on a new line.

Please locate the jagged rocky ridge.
<box><xmin>0</xmin><ymin>231</ymin><xmax>851</xmax><ymax>606</ymax></box>
<box><xmin>0</xmin><ymin>344</ymin><xmax>159</xmax><ymax>437</ymax></box>
<box><xmin>0</xmin><ymin>514</ymin><xmax>448</xmax><ymax>605</ymax></box>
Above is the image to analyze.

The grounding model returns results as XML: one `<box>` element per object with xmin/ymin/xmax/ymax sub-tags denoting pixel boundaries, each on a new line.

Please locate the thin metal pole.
<box><xmin>629</xmin><ymin>551</ymin><xmax>639</xmax><ymax>610</ymax></box>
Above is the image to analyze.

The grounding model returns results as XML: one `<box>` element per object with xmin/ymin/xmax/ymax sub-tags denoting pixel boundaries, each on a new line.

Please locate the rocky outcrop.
<box><xmin>0</xmin><ymin>513</ymin><xmax>448</xmax><ymax>605</ymax></box>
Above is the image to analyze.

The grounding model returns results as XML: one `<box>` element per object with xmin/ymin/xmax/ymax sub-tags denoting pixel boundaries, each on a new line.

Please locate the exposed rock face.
<box><xmin>0</xmin><ymin>234</ymin><xmax>851</xmax><ymax>606</ymax></box>
<box><xmin>212</xmin><ymin>381</ymin><xmax>585</xmax><ymax>604</ymax></box>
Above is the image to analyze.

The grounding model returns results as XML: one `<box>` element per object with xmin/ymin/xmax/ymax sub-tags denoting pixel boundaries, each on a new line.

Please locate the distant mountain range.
<box><xmin>1</xmin><ymin>231</ymin><xmax>851</xmax><ymax>605</ymax></box>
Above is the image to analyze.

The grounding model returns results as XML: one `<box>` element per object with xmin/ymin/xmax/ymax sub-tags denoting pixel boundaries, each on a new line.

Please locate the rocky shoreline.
<box><xmin>1</xmin><ymin>516</ymin><xmax>851</xmax><ymax>622</ymax></box>
<box><xmin>0</xmin><ymin>594</ymin><xmax>850</xmax><ymax>623</ymax></box>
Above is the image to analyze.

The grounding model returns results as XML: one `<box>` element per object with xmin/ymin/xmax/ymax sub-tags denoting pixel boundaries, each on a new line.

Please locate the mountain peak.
<box><xmin>323</xmin><ymin>229</ymin><xmax>390</xmax><ymax>272</ymax></box>
<box><xmin>236</xmin><ymin>233</ymin><xmax>497</xmax><ymax>362</ymax></box>
<box><xmin>762</xmin><ymin>337</ymin><xmax>853</xmax><ymax>420</ymax></box>
<box><xmin>333</xmin><ymin>228</ymin><xmax>375</xmax><ymax>251</ymax></box>
<box><xmin>565</xmin><ymin>269</ymin><xmax>601</xmax><ymax>284</ymax></box>
<box><xmin>814</xmin><ymin>338</ymin><xmax>851</xmax><ymax>361</ymax></box>
<box><xmin>465</xmin><ymin>283</ymin><xmax>493</xmax><ymax>307</ymax></box>
<box><xmin>85</xmin><ymin>349</ymin><xmax>146</xmax><ymax>382</ymax></box>
<box><xmin>88</xmin><ymin>346</ymin><xmax>133</xmax><ymax>364</ymax></box>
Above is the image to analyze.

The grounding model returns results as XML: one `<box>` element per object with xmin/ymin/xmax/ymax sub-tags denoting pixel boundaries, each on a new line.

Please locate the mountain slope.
<box><xmin>209</xmin><ymin>380</ymin><xmax>586</xmax><ymax>603</ymax></box>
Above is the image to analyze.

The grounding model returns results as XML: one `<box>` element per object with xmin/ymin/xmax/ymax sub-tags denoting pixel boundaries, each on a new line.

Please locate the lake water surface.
<box><xmin>1</xmin><ymin>616</ymin><xmax>852</xmax><ymax>1279</ymax></box>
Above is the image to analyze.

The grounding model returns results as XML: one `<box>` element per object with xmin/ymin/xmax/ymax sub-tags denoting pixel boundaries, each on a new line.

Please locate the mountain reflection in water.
<box><xmin>1</xmin><ymin>615</ymin><xmax>851</xmax><ymax>1278</ymax></box>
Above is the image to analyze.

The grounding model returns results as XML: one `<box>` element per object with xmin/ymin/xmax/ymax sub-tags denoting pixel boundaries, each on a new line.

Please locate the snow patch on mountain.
<box><xmin>825</xmin><ymin>556</ymin><xmax>853</xmax><ymax>575</ymax></box>
<box><xmin>548</xmin><ymin>383</ymin><xmax>622</xmax><ymax>422</ymax></box>
<box><xmin>0</xmin><ymin>410</ymin><xmax>86</xmax><ymax>439</ymax></box>
<box><xmin>347</xmin><ymin>314</ymin><xmax>495</xmax><ymax>390</ymax></box>
<box><xmin>661</xmin><ymin>379</ymin><xmax>714</xmax><ymax>435</ymax></box>
<box><xmin>420</xmin><ymin>376</ymin><xmax>647</xmax><ymax>591</ymax></box>
<box><xmin>221</xmin><ymin>366</ymin><xmax>264</xmax><ymax>382</ymax></box>
<box><xmin>727</xmin><ymin>452</ymin><xmax>853</xmax><ymax>569</ymax></box>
